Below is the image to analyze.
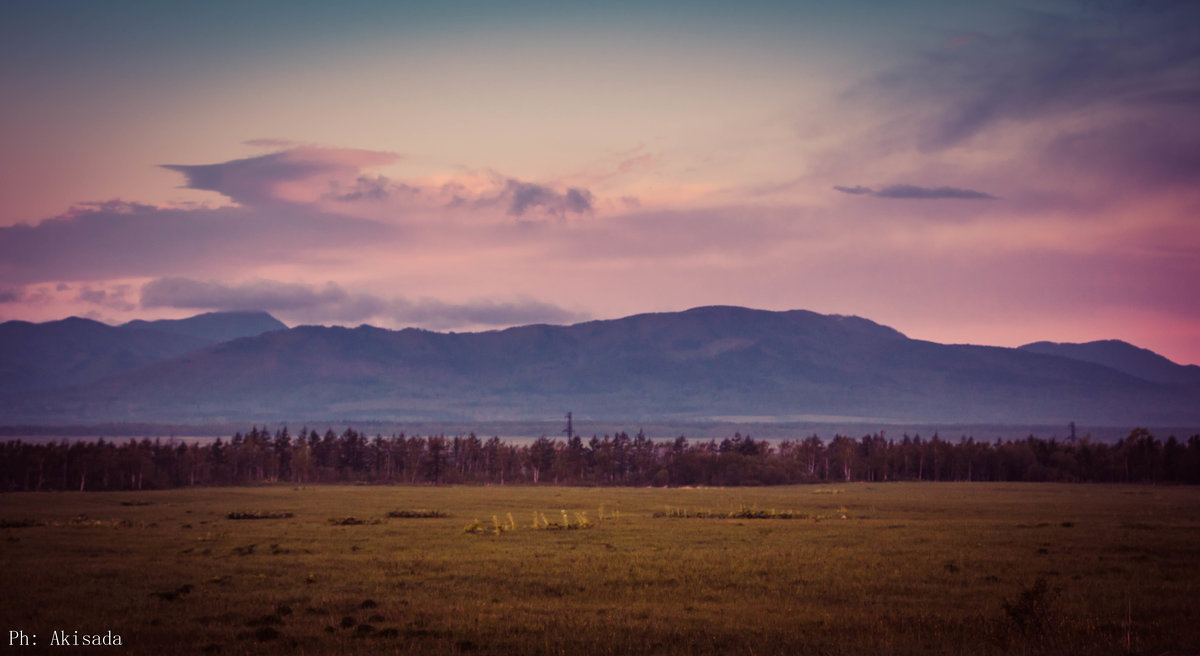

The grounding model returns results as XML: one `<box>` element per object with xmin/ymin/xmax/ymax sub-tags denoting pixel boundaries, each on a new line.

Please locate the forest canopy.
<box><xmin>3</xmin><ymin>427</ymin><xmax>1198</xmax><ymax>492</ymax></box>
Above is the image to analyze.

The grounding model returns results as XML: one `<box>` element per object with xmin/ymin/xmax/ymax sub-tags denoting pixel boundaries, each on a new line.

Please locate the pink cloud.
<box><xmin>242</xmin><ymin>137</ymin><xmax>298</xmax><ymax>148</ymax></box>
<box><xmin>140</xmin><ymin>276</ymin><xmax>587</xmax><ymax>329</ymax></box>
<box><xmin>4</xmin><ymin>124</ymin><xmax>1199</xmax><ymax>366</ymax></box>
<box><xmin>161</xmin><ymin>146</ymin><xmax>402</xmax><ymax>207</ymax></box>
<box><xmin>0</xmin><ymin>200</ymin><xmax>393</xmax><ymax>285</ymax></box>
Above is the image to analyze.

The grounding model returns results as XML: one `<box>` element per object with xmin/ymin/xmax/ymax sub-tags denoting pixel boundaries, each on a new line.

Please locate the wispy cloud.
<box><xmin>140</xmin><ymin>277</ymin><xmax>587</xmax><ymax>329</ymax></box>
<box><xmin>141</xmin><ymin>277</ymin><xmax>375</xmax><ymax>317</ymax></box>
<box><xmin>834</xmin><ymin>184</ymin><xmax>996</xmax><ymax>200</ymax></box>
<box><xmin>0</xmin><ymin>287</ymin><xmax>24</xmax><ymax>304</ymax></box>
<box><xmin>855</xmin><ymin>0</ymin><xmax>1200</xmax><ymax>191</ymax></box>
<box><xmin>242</xmin><ymin>138</ymin><xmax>298</xmax><ymax>149</ymax></box>
<box><xmin>831</xmin><ymin>185</ymin><xmax>873</xmax><ymax>196</ymax></box>
<box><xmin>0</xmin><ymin>200</ymin><xmax>393</xmax><ymax>285</ymax></box>
<box><xmin>326</xmin><ymin>175</ymin><xmax>406</xmax><ymax>202</ymax></box>
<box><xmin>390</xmin><ymin>296</ymin><xmax>588</xmax><ymax>329</ymax></box>
<box><xmin>167</xmin><ymin>146</ymin><xmax>601</xmax><ymax>221</ymax></box>
<box><xmin>505</xmin><ymin>180</ymin><xmax>594</xmax><ymax>217</ymax></box>
<box><xmin>76</xmin><ymin>284</ymin><xmax>135</xmax><ymax>312</ymax></box>
<box><xmin>0</xmin><ymin>147</ymin><xmax>607</xmax><ymax>294</ymax></box>
<box><xmin>161</xmin><ymin>147</ymin><xmax>401</xmax><ymax>206</ymax></box>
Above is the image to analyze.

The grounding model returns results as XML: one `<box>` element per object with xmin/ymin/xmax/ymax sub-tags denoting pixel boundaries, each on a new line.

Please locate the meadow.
<box><xmin>1</xmin><ymin>483</ymin><xmax>1198</xmax><ymax>655</ymax></box>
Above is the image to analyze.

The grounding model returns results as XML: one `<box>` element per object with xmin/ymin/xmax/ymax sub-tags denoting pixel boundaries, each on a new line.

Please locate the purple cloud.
<box><xmin>856</xmin><ymin>1</ymin><xmax>1200</xmax><ymax>189</ymax></box>
<box><xmin>166</xmin><ymin>146</ymin><xmax>597</xmax><ymax>222</ymax></box>
<box><xmin>326</xmin><ymin>175</ymin><xmax>411</xmax><ymax>202</ymax></box>
<box><xmin>0</xmin><ymin>147</ymin><xmax>606</xmax><ymax>291</ymax></box>
<box><xmin>141</xmin><ymin>277</ymin><xmax>375</xmax><ymax>316</ymax></box>
<box><xmin>564</xmin><ymin>188</ymin><xmax>594</xmax><ymax>214</ymax></box>
<box><xmin>242</xmin><ymin>138</ymin><xmax>297</xmax><ymax>148</ymax></box>
<box><xmin>161</xmin><ymin>147</ymin><xmax>400</xmax><ymax>206</ymax></box>
<box><xmin>1043</xmin><ymin>118</ymin><xmax>1200</xmax><ymax>189</ymax></box>
<box><xmin>832</xmin><ymin>185</ymin><xmax>873</xmax><ymax>196</ymax></box>
<box><xmin>162</xmin><ymin>153</ymin><xmax>332</xmax><ymax>206</ymax></box>
<box><xmin>76</xmin><ymin>284</ymin><xmax>135</xmax><ymax>312</ymax></box>
<box><xmin>505</xmin><ymin>180</ymin><xmax>594</xmax><ymax>217</ymax></box>
<box><xmin>140</xmin><ymin>277</ymin><xmax>588</xmax><ymax>329</ymax></box>
<box><xmin>0</xmin><ymin>201</ymin><xmax>393</xmax><ymax>285</ymax></box>
<box><xmin>0</xmin><ymin>287</ymin><xmax>24</xmax><ymax>304</ymax></box>
<box><xmin>390</xmin><ymin>296</ymin><xmax>588</xmax><ymax>329</ymax></box>
<box><xmin>834</xmin><ymin>184</ymin><xmax>996</xmax><ymax>200</ymax></box>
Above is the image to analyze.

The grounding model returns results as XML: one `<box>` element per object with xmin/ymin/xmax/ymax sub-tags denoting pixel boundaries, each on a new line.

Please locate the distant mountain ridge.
<box><xmin>0</xmin><ymin>311</ymin><xmax>286</xmax><ymax>394</ymax></box>
<box><xmin>122</xmin><ymin>311</ymin><xmax>286</xmax><ymax>343</ymax></box>
<box><xmin>2</xmin><ymin>306</ymin><xmax>1197</xmax><ymax>426</ymax></box>
<box><xmin>1019</xmin><ymin>339</ymin><xmax>1200</xmax><ymax>385</ymax></box>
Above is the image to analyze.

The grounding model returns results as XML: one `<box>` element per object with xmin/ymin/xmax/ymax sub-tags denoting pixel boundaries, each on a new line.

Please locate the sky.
<box><xmin>1</xmin><ymin>0</ymin><xmax>1199</xmax><ymax>365</ymax></box>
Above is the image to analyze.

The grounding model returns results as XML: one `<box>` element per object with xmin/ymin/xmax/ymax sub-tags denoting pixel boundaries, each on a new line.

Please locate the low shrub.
<box><xmin>329</xmin><ymin>516</ymin><xmax>383</xmax><ymax>525</ymax></box>
<box><xmin>227</xmin><ymin>511</ymin><xmax>293</xmax><ymax>520</ymax></box>
<box><xmin>387</xmin><ymin>509</ymin><xmax>449</xmax><ymax>518</ymax></box>
<box><xmin>0</xmin><ymin>518</ymin><xmax>44</xmax><ymax>529</ymax></box>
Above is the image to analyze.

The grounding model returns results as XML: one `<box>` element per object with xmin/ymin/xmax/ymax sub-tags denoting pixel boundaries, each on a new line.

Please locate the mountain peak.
<box><xmin>1018</xmin><ymin>339</ymin><xmax>1200</xmax><ymax>385</ymax></box>
<box><xmin>122</xmin><ymin>311</ymin><xmax>287</xmax><ymax>343</ymax></box>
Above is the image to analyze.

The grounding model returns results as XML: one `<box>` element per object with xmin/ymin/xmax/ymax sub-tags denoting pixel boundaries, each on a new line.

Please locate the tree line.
<box><xmin>1</xmin><ymin>426</ymin><xmax>1198</xmax><ymax>492</ymax></box>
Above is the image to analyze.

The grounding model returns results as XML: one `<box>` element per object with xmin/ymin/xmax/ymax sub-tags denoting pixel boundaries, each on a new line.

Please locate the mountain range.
<box><xmin>0</xmin><ymin>311</ymin><xmax>284</xmax><ymax>394</ymax></box>
<box><xmin>1</xmin><ymin>306</ymin><xmax>1197</xmax><ymax>426</ymax></box>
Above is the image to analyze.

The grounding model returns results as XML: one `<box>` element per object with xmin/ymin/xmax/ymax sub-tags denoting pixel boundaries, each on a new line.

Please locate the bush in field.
<box><xmin>1002</xmin><ymin>577</ymin><xmax>1062</xmax><ymax>636</ymax></box>
<box><xmin>387</xmin><ymin>509</ymin><xmax>450</xmax><ymax>518</ymax></box>
<box><xmin>0</xmin><ymin>518</ymin><xmax>44</xmax><ymax>528</ymax></box>
<box><xmin>463</xmin><ymin>519</ymin><xmax>486</xmax><ymax>534</ymax></box>
<box><xmin>329</xmin><ymin>516</ymin><xmax>383</xmax><ymax>525</ymax></box>
<box><xmin>465</xmin><ymin>510</ymin><xmax>593</xmax><ymax>535</ymax></box>
<box><xmin>227</xmin><ymin>511</ymin><xmax>293</xmax><ymax>520</ymax></box>
<box><xmin>653</xmin><ymin>505</ymin><xmax>811</xmax><ymax>519</ymax></box>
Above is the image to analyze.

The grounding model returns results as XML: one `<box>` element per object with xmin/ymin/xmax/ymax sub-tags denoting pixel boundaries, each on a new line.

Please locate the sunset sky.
<box><xmin>2</xmin><ymin>1</ymin><xmax>1198</xmax><ymax>364</ymax></box>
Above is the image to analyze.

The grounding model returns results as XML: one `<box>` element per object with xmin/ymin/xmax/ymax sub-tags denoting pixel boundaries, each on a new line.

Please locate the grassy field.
<box><xmin>2</xmin><ymin>483</ymin><xmax>1198</xmax><ymax>655</ymax></box>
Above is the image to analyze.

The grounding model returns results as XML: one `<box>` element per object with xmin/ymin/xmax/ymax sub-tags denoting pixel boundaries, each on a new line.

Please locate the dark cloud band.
<box><xmin>505</xmin><ymin>180</ymin><xmax>594</xmax><ymax>217</ymax></box>
<box><xmin>0</xmin><ymin>202</ymin><xmax>392</xmax><ymax>285</ymax></box>
<box><xmin>140</xmin><ymin>277</ymin><xmax>587</xmax><ymax>330</ymax></box>
<box><xmin>834</xmin><ymin>184</ymin><xmax>996</xmax><ymax>200</ymax></box>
